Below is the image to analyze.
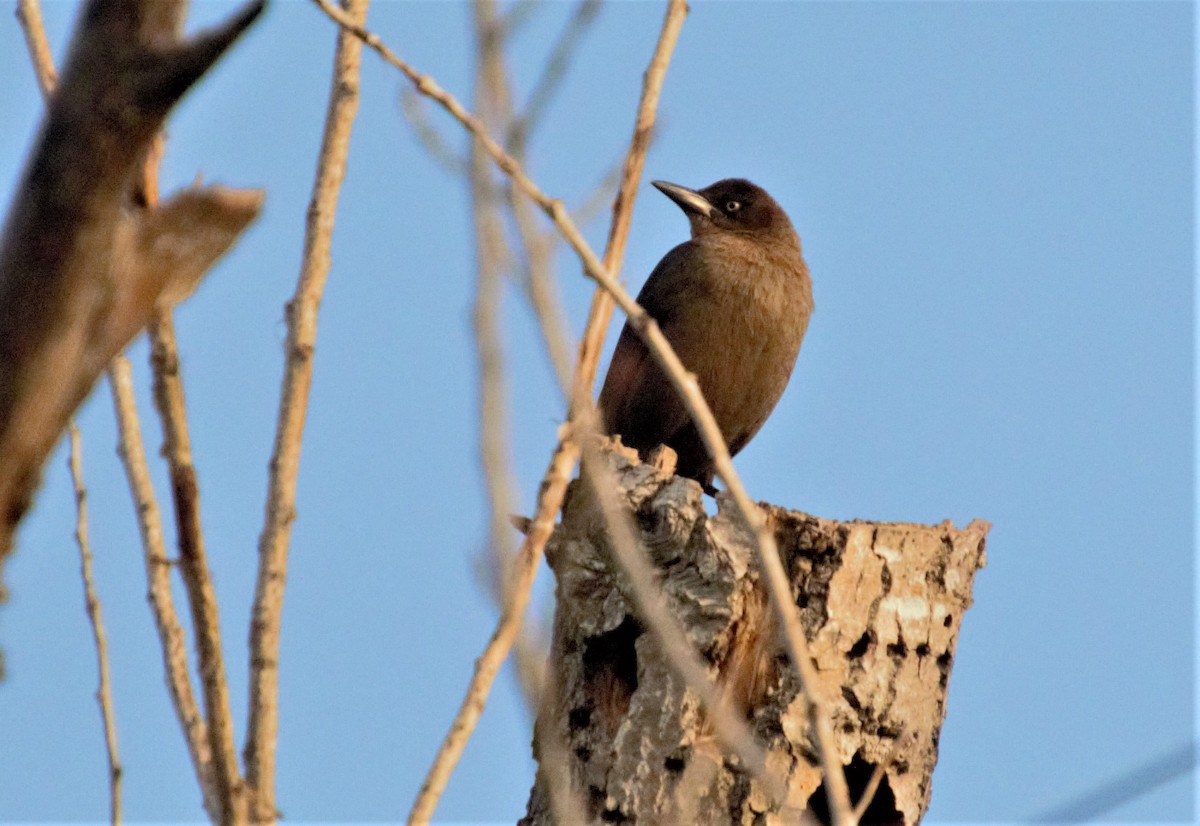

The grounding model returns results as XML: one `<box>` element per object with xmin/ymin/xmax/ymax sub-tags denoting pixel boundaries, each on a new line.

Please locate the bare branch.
<box><xmin>462</xmin><ymin>5</ymin><xmax>589</xmax><ymax>822</ymax></box>
<box><xmin>479</xmin><ymin>2</ymin><xmax>575</xmax><ymax>398</ymax></box>
<box><xmin>15</xmin><ymin>0</ymin><xmax>57</xmax><ymax>96</ymax></box>
<box><xmin>409</xmin><ymin>433</ymin><xmax>580</xmax><ymax>825</ymax></box>
<box><xmin>0</xmin><ymin>0</ymin><xmax>264</xmax><ymax>577</ymax></box>
<box><xmin>477</xmin><ymin>543</ymin><xmax>548</xmax><ymax>711</ymax></box>
<box><xmin>246</xmin><ymin>0</ymin><xmax>370</xmax><ymax>820</ymax></box>
<box><xmin>464</xmin><ymin>0</ymin><xmax>534</xmax><ymax>725</ymax></box>
<box><xmin>497</xmin><ymin>0</ymin><xmax>539</xmax><ymax>41</ymax></box>
<box><xmin>67</xmin><ymin>424</ymin><xmax>123</xmax><ymax>826</ymax></box>
<box><xmin>399</xmin><ymin>88</ymin><xmax>469</xmax><ymax>176</ymax></box>
<box><xmin>510</xmin><ymin>193</ymin><xmax>574</xmax><ymax>394</ymax></box>
<box><xmin>506</xmin><ymin>0</ymin><xmax>601</xmax><ymax>156</ymax></box>
<box><xmin>148</xmin><ymin>312</ymin><xmax>243</xmax><ymax>822</ymax></box>
<box><xmin>108</xmin><ymin>357</ymin><xmax>219</xmax><ymax>819</ymax></box>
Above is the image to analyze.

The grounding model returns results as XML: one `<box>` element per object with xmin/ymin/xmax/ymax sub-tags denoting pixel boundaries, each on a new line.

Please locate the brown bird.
<box><xmin>598</xmin><ymin>178</ymin><xmax>812</xmax><ymax>493</ymax></box>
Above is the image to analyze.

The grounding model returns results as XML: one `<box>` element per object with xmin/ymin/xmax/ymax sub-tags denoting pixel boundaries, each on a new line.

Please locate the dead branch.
<box><xmin>108</xmin><ymin>357</ymin><xmax>219</xmax><ymax>819</ymax></box>
<box><xmin>0</xmin><ymin>0</ymin><xmax>264</xmax><ymax>586</ymax></box>
<box><xmin>15</xmin><ymin>0</ymin><xmax>57</xmax><ymax>95</ymax></box>
<box><xmin>505</xmin><ymin>0</ymin><xmax>601</xmax><ymax>156</ymax></box>
<box><xmin>399</xmin><ymin>89</ymin><xmax>470</xmax><ymax>176</ymax></box>
<box><xmin>246</xmin><ymin>0</ymin><xmax>370</xmax><ymax>820</ymax></box>
<box><xmin>148</xmin><ymin>312</ymin><xmax>243</xmax><ymax>820</ymax></box>
<box><xmin>468</xmin><ymin>0</ymin><xmax>539</xmax><ymax>712</ymax></box>
<box><xmin>67</xmin><ymin>424</ymin><xmax>123</xmax><ymax>826</ymax></box>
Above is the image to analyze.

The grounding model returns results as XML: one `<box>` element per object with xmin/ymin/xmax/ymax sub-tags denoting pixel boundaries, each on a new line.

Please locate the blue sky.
<box><xmin>0</xmin><ymin>0</ymin><xmax>1193</xmax><ymax>822</ymax></box>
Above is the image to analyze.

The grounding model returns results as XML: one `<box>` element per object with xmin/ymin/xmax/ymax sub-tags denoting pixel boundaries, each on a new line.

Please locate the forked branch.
<box><xmin>0</xmin><ymin>0</ymin><xmax>264</xmax><ymax>583</ymax></box>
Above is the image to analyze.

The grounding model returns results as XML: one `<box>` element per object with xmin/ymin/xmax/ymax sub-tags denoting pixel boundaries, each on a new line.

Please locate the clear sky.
<box><xmin>0</xmin><ymin>0</ymin><xmax>1192</xmax><ymax>823</ymax></box>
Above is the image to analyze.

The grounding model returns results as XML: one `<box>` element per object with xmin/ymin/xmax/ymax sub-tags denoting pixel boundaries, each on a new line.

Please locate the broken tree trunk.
<box><xmin>0</xmin><ymin>0</ymin><xmax>265</xmax><ymax>593</ymax></box>
<box><xmin>522</xmin><ymin>441</ymin><xmax>988</xmax><ymax>825</ymax></box>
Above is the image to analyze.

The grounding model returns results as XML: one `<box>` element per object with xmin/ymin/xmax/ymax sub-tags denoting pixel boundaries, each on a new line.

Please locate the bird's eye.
<box><xmin>725</xmin><ymin>200</ymin><xmax>742</xmax><ymax>214</ymax></box>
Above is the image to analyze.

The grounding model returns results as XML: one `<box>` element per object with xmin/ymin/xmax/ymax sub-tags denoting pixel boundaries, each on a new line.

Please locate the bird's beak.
<box><xmin>652</xmin><ymin>180</ymin><xmax>715</xmax><ymax>219</ymax></box>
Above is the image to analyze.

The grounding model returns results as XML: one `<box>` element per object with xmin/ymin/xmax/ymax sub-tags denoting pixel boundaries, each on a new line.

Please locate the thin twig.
<box><xmin>148</xmin><ymin>312</ymin><xmax>243</xmax><ymax>823</ymax></box>
<box><xmin>467</xmin><ymin>4</ymin><xmax>587</xmax><ymax>822</ymax></box>
<box><xmin>399</xmin><ymin>88</ymin><xmax>468</xmax><ymax>175</ymax></box>
<box><xmin>478</xmin><ymin>553</ymin><xmax>548</xmax><ymax>710</ymax></box>
<box><xmin>497</xmin><ymin>0</ymin><xmax>538</xmax><ymax>41</ymax></box>
<box><xmin>571</xmin><ymin>155</ymin><xmax>628</xmax><ymax>228</ymax></box>
<box><xmin>469</xmin><ymin>0</ymin><xmax>559</xmax><ymax>721</ymax></box>
<box><xmin>67</xmin><ymin>424</ymin><xmax>123</xmax><ymax>826</ymax></box>
<box><xmin>15</xmin><ymin>0</ymin><xmax>56</xmax><ymax>96</ymax></box>
<box><xmin>108</xmin><ymin>358</ymin><xmax>219</xmax><ymax>820</ymax></box>
<box><xmin>132</xmin><ymin>10</ymin><xmax>243</xmax><ymax>803</ymax></box>
<box><xmin>245</xmin><ymin>0</ymin><xmax>370</xmax><ymax>820</ymax></box>
<box><xmin>510</xmin><ymin>189</ymin><xmax>574</xmax><ymax>394</ymax></box>
<box><xmin>135</xmin><ymin>4</ymin><xmax>245</xmax><ymax>809</ymax></box>
<box><xmin>470</xmin><ymin>0</ymin><xmax>520</xmax><ymax>588</ymax></box>
<box><xmin>20</xmin><ymin>9</ymin><xmax>127</xmax><ymax>816</ymax></box>
<box><xmin>408</xmin><ymin>433</ymin><xmax>579</xmax><ymax>825</ymax></box>
<box><xmin>306</xmin><ymin>3</ymin><xmax>853</xmax><ymax>820</ymax></box>
<box><xmin>505</xmin><ymin>0</ymin><xmax>601</xmax><ymax>155</ymax></box>
<box><xmin>484</xmin><ymin>2</ymin><xmax>575</xmax><ymax>396</ymax></box>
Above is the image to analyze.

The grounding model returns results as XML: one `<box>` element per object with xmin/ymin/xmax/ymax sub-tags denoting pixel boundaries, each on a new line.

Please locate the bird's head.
<box><xmin>652</xmin><ymin>178</ymin><xmax>796</xmax><ymax>242</ymax></box>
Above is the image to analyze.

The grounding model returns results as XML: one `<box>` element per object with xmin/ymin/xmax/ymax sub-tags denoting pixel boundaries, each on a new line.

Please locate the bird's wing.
<box><xmin>599</xmin><ymin>243</ymin><xmax>709</xmax><ymax>451</ymax></box>
<box><xmin>633</xmin><ymin>241</ymin><xmax>712</xmax><ymax>329</ymax></box>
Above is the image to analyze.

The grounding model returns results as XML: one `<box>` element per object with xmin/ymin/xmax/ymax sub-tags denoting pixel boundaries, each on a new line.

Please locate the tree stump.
<box><xmin>522</xmin><ymin>441</ymin><xmax>988</xmax><ymax>825</ymax></box>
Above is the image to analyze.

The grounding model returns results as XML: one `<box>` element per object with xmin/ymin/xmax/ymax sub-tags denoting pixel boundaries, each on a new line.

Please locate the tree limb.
<box><xmin>0</xmin><ymin>0</ymin><xmax>265</xmax><ymax>588</ymax></box>
<box><xmin>245</xmin><ymin>0</ymin><xmax>370</xmax><ymax>820</ymax></box>
<box><xmin>108</xmin><ymin>357</ymin><xmax>220</xmax><ymax>819</ymax></box>
<box><xmin>149</xmin><ymin>312</ymin><xmax>243</xmax><ymax>821</ymax></box>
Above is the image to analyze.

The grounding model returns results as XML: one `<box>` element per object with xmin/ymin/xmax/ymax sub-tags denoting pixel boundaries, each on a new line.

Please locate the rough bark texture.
<box><xmin>0</xmin><ymin>0</ymin><xmax>265</xmax><ymax>596</ymax></box>
<box><xmin>523</xmin><ymin>441</ymin><xmax>988</xmax><ymax>825</ymax></box>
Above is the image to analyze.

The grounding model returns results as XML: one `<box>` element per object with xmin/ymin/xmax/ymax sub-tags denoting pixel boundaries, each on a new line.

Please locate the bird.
<box><xmin>597</xmin><ymin>178</ymin><xmax>812</xmax><ymax>494</ymax></box>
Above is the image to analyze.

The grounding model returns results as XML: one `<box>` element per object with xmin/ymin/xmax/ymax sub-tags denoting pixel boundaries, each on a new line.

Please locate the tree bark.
<box><xmin>523</xmin><ymin>441</ymin><xmax>988</xmax><ymax>825</ymax></box>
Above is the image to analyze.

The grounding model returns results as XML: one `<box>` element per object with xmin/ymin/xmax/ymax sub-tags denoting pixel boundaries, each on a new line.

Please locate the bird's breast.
<box><xmin>668</xmin><ymin>236</ymin><xmax>812</xmax><ymax>430</ymax></box>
